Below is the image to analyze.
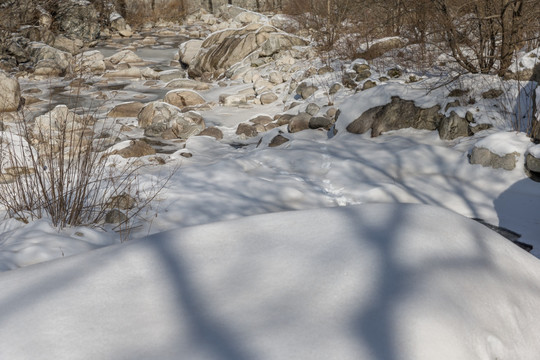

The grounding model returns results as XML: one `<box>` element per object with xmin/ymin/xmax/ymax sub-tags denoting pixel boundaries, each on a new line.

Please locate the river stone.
<box><xmin>164</xmin><ymin>90</ymin><xmax>206</xmax><ymax>108</ymax></box>
<box><xmin>106</xmin><ymin>50</ymin><xmax>143</xmax><ymax>65</ymax></box>
<box><xmin>269</xmin><ymin>134</ymin><xmax>290</xmax><ymax>147</ymax></box>
<box><xmin>165</xmin><ymin>79</ymin><xmax>211</xmax><ymax>91</ymax></box>
<box><xmin>198</xmin><ymin>127</ymin><xmax>223</xmax><ymax>140</ymax></box>
<box><xmin>288</xmin><ymin>112</ymin><xmax>311</xmax><ymax>133</ymax></box>
<box><xmin>260</xmin><ymin>92</ymin><xmax>278</xmax><ymax>105</ymax></box>
<box><xmin>0</xmin><ymin>70</ymin><xmax>22</xmax><ymax>112</ymax></box>
<box><xmin>470</xmin><ymin>147</ymin><xmax>519</xmax><ymax>170</ymax></box>
<box><xmin>236</xmin><ymin>123</ymin><xmax>258</xmax><ymax>138</ymax></box>
<box><xmin>108</xmin><ymin>102</ymin><xmax>145</xmax><ymax>118</ymax></box>
<box><xmin>112</xmin><ymin>140</ymin><xmax>156</xmax><ymax>158</ymax></box>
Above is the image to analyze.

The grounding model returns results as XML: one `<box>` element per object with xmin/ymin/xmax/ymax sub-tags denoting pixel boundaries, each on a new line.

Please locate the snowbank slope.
<box><xmin>1</xmin><ymin>203</ymin><xmax>539</xmax><ymax>359</ymax></box>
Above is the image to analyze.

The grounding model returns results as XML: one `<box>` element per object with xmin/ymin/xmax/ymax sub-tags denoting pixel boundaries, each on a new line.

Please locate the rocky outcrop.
<box><xmin>0</xmin><ymin>70</ymin><xmax>22</xmax><ymax>112</ymax></box>
<box><xmin>188</xmin><ymin>23</ymin><xmax>308</xmax><ymax>78</ymax></box>
<box><xmin>179</xmin><ymin>40</ymin><xmax>203</xmax><ymax>67</ymax></box>
<box><xmin>346</xmin><ymin>97</ymin><xmax>442</xmax><ymax>137</ymax></box>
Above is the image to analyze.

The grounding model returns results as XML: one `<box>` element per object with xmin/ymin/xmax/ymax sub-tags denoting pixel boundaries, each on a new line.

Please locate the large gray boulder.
<box><xmin>438</xmin><ymin>111</ymin><xmax>471</xmax><ymax>140</ymax></box>
<box><xmin>0</xmin><ymin>70</ymin><xmax>22</xmax><ymax>112</ymax></box>
<box><xmin>346</xmin><ymin>96</ymin><xmax>442</xmax><ymax>137</ymax></box>
<box><xmin>189</xmin><ymin>23</ymin><xmax>308</xmax><ymax>78</ymax></box>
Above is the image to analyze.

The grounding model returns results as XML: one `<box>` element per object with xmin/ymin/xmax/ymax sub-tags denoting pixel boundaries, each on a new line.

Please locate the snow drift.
<box><xmin>1</xmin><ymin>203</ymin><xmax>539</xmax><ymax>360</ymax></box>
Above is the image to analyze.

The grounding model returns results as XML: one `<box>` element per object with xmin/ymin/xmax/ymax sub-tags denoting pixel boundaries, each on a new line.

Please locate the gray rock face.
<box><xmin>0</xmin><ymin>70</ymin><xmax>22</xmax><ymax>112</ymax></box>
<box><xmin>346</xmin><ymin>97</ymin><xmax>442</xmax><ymax>137</ymax></box>
<box><xmin>269</xmin><ymin>134</ymin><xmax>289</xmax><ymax>147</ymax></box>
<box><xmin>470</xmin><ymin>147</ymin><xmax>519</xmax><ymax>170</ymax></box>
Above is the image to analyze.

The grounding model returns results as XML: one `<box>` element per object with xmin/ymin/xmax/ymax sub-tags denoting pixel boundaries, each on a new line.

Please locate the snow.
<box><xmin>1</xmin><ymin>204</ymin><xmax>540</xmax><ymax>359</ymax></box>
<box><xmin>2</xmin><ymin>25</ymin><xmax>540</xmax><ymax>360</ymax></box>
<box><xmin>473</xmin><ymin>131</ymin><xmax>532</xmax><ymax>157</ymax></box>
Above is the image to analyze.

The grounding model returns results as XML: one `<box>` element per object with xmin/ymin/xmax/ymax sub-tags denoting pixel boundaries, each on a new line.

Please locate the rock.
<box><xmin>110</xmin><ymin>12</ymin><xmax>132</xmax><ymax>37</ymax></box>
<box><xmin>141</xmin><ymin>67</ymin><xmax>159</xmax><ymax>80</ymax></box>
<box><xmin>158</xmin><ymin>69</ymin><xmax>186</xmax><ymax>82</ymax></box>
<box><xmin>526</xmin><ymin>153</ymin><xmax>540</xmax><ymax>173</ymax></box>
<box><xmin>329</xmin><ymin>83</ymin><xmax>342</xmax><ymax>96</ymax></box>
<box><xmin>74</xmin><ymin>50</ymin><xmax>106</xmax><ymax>74</ymax></box>
<box><xmin>438</xmin><ymin>112</ymin><xmax>471</xmax><ymax>140</ymax></box>
<box><xmin>470</xmin><ymin>147</ymin><xmax>519</xmax><ymax>170</ymax></box>
<box><xmin>198</xmin><ymin>127</ymin><xmax>223</xmax><ymax>140</ymax></box>
<box><xmin>362</xmin><ymin>80</ymin><xmax>377</xmax><ymax>91</ymax></box>
<box><xmin>309</xmin><ymin>117</ymin><xmax>333</xmax><ymax>130</ymax></box>
<box><xmin>112</xmin><ymin>140</ymin><xmax>156</xmax><ymax>158</ymax></box>
<box><xmin>234</xmin><ymin>11</ymin><xmax>267</xmax><ymax>25</ymax></box>
<box><xmin>448</xmin><ymin>88</ymin><xmax>470</xmax><ymax>97</ymax></box>
<box><xmin>105</xmin><ymin>50</ymin><xmax>143</xmax><ymax>65</ymax></box>
<box><xmin>346</xmin><ymin>97</ymin><xmax>442</xmax><ymax>137</ymax></box>
<box><xmin>469</xmin><ymin>123</ymin><xmax>493</xmax><ymax>134</ymax></box>
<box><xmin>107</xmin><ymin>193</ymin><xmax>136</xmax><ymax>210</ymax></box>
<box><xmin>275</xmin><ymin>113</ymin><xmax>294</xmax><ymax>126</ymax></box>
<box><xmin>482</xmin><ymin>89</ymin><xmax>504</xmax><ymax>99</ymax></box>
<box><xmin>260</xmin><ymin>92</ymin><xmax>278</xmax><ymax>104</ymax></box>
<box><xmin>287</xmin><ymin>112</ymin><xmax>311</xmax><ymax>133</ymax></box>
<box><xmin>30</xmin><ymin>43</ymin><xmax>73</xmax><ymax>77</ymax></box>
<box><xmin>165</xmin><ymin>79</ymin><xmax>211</xmax><ymax>91</ymax></box>
<box><xmin>269</xmin><ymin>71</ymin><xmax>283</xmax><ymax>84</ymax></box>
<box><xmin>105</xmin><ymin>209</ymin><xmax>128</xmax><ymax>224</ymax></box>
<box><xmin>305</xmin><ymin>103</ymin><xmax>320</xmax><ymax>116</ymax></box>
<box><xmin>138</xmin><ymin>102</ymin><xmax>205</xmax><ymax>139</ymax></box>
<box><xmin>164</xmin><ymin>90</ymin><xmax>206</xmax><ymax>108</ymax></box>
<box><xmin>356</xmin><ymin>70</ymin><xmax>372</xmax><ymax>82</ymax></box>
<box><xmin>178</xmin><ymin>39</ymin><xmax>203</xmax><ymax>67</ymax></box>
<box><xmin>0</xmin><ymin>70</ymin><xmax>22</xmax><ymax>112</ymax></box>
<box><xmin>236</xmin><ymin>123</ymin><xmax>258</xmax><ymax>138</ymax></box>
<box><xmin>189</xmin><ymin>24</ymin><xmax>308</xmax><ymax>78</ymax></box>
<box><xmin>296</xmin><ymin>82</ymin><xmax>318</xmax><ymax>99</ymax></box>
<box><xmin>219</xmin><ymin>93</ymin><xmax>247</xmax><ymax>106</ymax></box>
<box><xmin>352</xmin><ymin>63</ymin><xmax>370</xmax><ymax>73</ymax></box>
<box><xmin>387</xmin><ymin>68</ymin><xmax>402</xmax><ymax>78</ymax></box>
<box><xmin>108</xmin><ymin>102</ymin><xmax>145</xmax><ymax>118</ymax></box>
<box><xmin>250</xmin><ymin>115</ymin><xmax>274</xmax><ymax>126</ymax></box>
<box><xmin>53</xmin><ymin>35</ymin><xmax>84</xmax><ymax>54</ymax></box>
<box><xmin>103</xmin><ymin>67</ymin><xmax>142</xmax><ymax>78</ymax></box>
<box><xmin>33</xmin><ymin>105</ymin><xmax>84</xmax><ymax>137</ymax></box>
<box><xmin>269</xmin><ymin>134</ymin><xmax>290</xmax><ymax>147</ymax></box>
<box><xmin>341</xmin><ymin>73</ymin><xmax>357</xmax><ymax>89</ymax></box>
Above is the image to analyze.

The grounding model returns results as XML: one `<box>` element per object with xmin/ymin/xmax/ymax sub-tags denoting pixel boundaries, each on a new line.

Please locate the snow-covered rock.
<box><xmin>0</xmin><ymin>70</ymin><xmax>22</xmax><ymax>112</ymax></box>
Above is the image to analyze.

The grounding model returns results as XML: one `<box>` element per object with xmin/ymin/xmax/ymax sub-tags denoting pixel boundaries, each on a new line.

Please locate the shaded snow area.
<box><xmin>2</xmin><ymin>204</ymin><xmax>540</xmax><ymax>360</ymax></box>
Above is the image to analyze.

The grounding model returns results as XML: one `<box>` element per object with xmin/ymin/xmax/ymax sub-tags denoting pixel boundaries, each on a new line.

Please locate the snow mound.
<box><xmin>1</xmin><ymin>203</ymin><xmax>540</xmax><ymax>360</ymax></box>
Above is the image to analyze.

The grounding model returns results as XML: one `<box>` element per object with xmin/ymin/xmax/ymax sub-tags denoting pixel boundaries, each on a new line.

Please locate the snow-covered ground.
<box><xmin>1</xmin><ymin>20</ymin><xmax>540</xmax><ymax>358</ymax></box>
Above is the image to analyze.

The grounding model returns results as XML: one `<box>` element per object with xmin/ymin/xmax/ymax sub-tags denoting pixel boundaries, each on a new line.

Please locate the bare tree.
<box><xmin>429</xmin><ymin>0</ymin><xmax>539</xmax><ymax>76</ymax></box>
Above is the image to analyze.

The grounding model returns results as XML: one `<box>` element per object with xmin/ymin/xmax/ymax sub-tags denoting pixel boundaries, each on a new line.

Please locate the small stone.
<box><xmin>105</xmin><ymin>209</ymin><xmax>128</xmax><ymax>224</ymax></box>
